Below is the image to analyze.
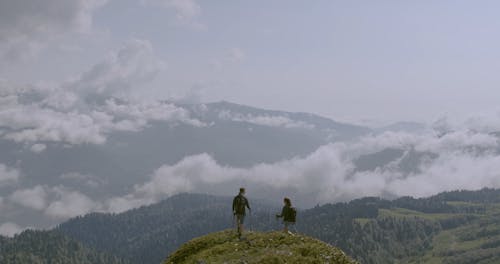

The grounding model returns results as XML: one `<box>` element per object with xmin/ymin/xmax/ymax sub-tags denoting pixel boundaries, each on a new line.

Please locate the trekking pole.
<box><xmin>233</xmin><ymin>213</ymin><xmax>238</xmax><ymax>235</ymax></box>
<box><xmin>248</xmin><ymin>209</ymin><xmax>252</xmax><ymax>231</ymax></box>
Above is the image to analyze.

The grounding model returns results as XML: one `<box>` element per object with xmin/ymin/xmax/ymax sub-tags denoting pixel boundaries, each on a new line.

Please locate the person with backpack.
<box><xmin>232</xmin><ymin>187</ymin><xmax>251</xmax><ymax>238</ymax></box>
<box><xmin>276</xmin><ymin>197</ymin><xmax>296</xmax><ymax>234</ymax></box>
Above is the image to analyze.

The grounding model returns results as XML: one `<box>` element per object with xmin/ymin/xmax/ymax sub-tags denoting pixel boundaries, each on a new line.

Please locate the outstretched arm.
<box><xmin>276</xmin><ymin>206</ymin><xmax>285</xmax><ymax>218</ymax></box>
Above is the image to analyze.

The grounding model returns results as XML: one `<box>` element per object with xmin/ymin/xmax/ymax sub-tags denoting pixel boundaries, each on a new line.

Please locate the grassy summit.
<box><xmin>164</xmin><ymin>230</ymin><xmax>357</xmax><ymax>264</ymax></box>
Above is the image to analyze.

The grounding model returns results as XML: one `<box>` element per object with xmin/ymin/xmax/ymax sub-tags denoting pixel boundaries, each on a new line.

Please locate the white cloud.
<box><xmin>70</xmin><ymin>39</ymin><xmax>166</xmax><ymax>97</ymax></box>
<box><xmin>7</xmin><ymin>185</ymin><xmax>99</xmax><ymax>219</ymax></box>
<box><xmin>218</xmin><ymin>110</ymin><xmax>314</xmax><ymax>129</ymax></box>
<box><xmin>105</xmin><ymin>129</ymin><xmax>500</xmax><ymax>209</ymax></box>
<box><xmin>0</xmin><ymin>0</ymin><xmax>107</xmax><ymax>61</ymax></box>
<box><xmin>44</xmin><ymin>187</ymin><xmax>98</xmax><ymax>218</ymax></box>
<box><xmin>432</xmin><ymin>113</ymin><xmax>500</xmax><ymax>134</ymax></box>
<box><xmin>3</xmin><ymin>126</ymin><xmax>499</xmax><ymax>223</ymax></box>
<box><xmin>105</xmin><ymin>195</ymin><xmax>154</xmax><ymax>213</ymax></box>
<box><xmin>124</xmin><ymin>147</ymin><xmax>352</xmax><ymax>207</ymax></box>
<box><xmin>0</xmin><ymin>95</ymin><xmax>203</xmax><ymax>145</ymax></box>
<box><xmin>30</xmin><ymin>143</ymin><xmax>47</xmax><ymax>153</ymax></box>
<box><xmin>0</xmin><ymin>40</ymin><xmax>203</xmax><ymax>145</ymax></box>
<box><xmin>1</xmin><ymin>105</ymin><xmax>107</xmax><ymax>144</ymax></box>
<box><xmin>103</xmin><ymin>98</ymin><xmax>205</xmax><ymax>127</ymax></box>
<box><xmin>415</xmin><ymin>130</ymin><xmax>498</xmax><ymax>153</ymax></box>
<box><xmin>0</xmin><ymin>222</ymin><xmax>24</xmax><ymax>237</ymax></box>
<box><xmin>385</xmin><ymin>154</ymin><xmax>500</xmax><ymax>198</ymax></box>
<box><xmin>9</xmin><ymin>186</ymin><xmax>48</xmax><ymax>210</ymax></box>
<box><xmin>0</xmin><ymin>164</ymin><xmax>20</xmax><ymax>186</ymax></box>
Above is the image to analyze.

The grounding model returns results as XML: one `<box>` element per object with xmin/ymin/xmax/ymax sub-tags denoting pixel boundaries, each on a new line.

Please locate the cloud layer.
<box><xmin>0</xmin><ymin>0</ymin><xmax>107</xmax><ymax>61</ymax></box>
<box><xmin>0</xmin><ymin>40</ymin><xmax>202</xmax><ymax>145</ymax></box>
<box><xmin>8</xmin><ymin>185</ymin><xmax>99</xmax><ymax>219</ymax></box>
<box><xmin>2</xmin><ymin>119</ymin><xmax>500</xmax><ymax>235</ymax></box>
<box><xmin>104</xmin><ymin>129</ymin><xmax>500</xmax><ymax>211</ymax></box>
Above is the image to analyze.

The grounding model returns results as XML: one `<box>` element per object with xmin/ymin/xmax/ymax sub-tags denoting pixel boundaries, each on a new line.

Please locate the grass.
<box><xmin>378</xmin><ymin>208</ymin><xmax>459</xmax><ymax>221</ymax></box>
<box><xmin>164</xmin><ymin>230</ymin><xmax>357</xmax><ymax>264</ymax></box>
<box><xmin>353</xmin><ymin>218</ymin><xmax>371</xmax><ymax>228</ymax></box>
<box><xmin>400</xmin><ymin>202</ymin><xmax>500</xmax><ymax>264</ymax></box>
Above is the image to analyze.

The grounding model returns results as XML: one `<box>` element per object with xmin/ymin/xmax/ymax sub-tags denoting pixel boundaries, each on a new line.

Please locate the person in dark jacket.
<box><xmin>232</xmin><ymin>187</ymin><xmax>251</xmax><ymax>238</ymax></box>
<box><xmin>276</xmin><ymin>197</ymin><xmax>296</xmax><ymax>233</ymax></box>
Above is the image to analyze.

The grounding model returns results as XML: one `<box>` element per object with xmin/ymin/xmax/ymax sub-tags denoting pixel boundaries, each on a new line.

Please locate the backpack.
<box><xmin>286</xmin><ymin>207</ymin><xmax>297</xmax><ymax>222</ymax></box>
<box><xmin>234</xmin><ymin>195</ymin><xmax>246</xmax><ymax>215</ymax></box>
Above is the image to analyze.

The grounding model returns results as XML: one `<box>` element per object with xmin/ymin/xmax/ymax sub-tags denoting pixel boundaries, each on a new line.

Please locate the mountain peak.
<box><xmin>164</xmin><ymin>229</ymin><xmax>357</xmax><ymax>264</ymax></box>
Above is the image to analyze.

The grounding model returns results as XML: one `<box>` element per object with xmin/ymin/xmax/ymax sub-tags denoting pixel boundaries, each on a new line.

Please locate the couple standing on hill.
<box><xmin>232</xmin><ymin>187</ymin><xmax>296</xmax><ymax>238</ymax></box>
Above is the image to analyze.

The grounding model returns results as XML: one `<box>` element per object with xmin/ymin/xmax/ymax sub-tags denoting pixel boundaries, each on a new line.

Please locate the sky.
<box><xmin>2</xmin><ymin>0</ymin><xmax>500</xmax><ymax>125</ymax></box>
<box><xmin>2</xmin><ymin>1</ymin><xmax>500</xmax><ymax>236</ymax></box>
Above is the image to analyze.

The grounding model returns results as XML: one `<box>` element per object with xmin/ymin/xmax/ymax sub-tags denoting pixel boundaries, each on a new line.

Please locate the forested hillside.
<box><xmin>299</xmin><ymin>188</ymin><xmax>500</xmax><ymax>263</ymax></box>
<box><xmin>57</xmin><ymin>193</ymin><xmax>280</xmax><ymax>264</ymax></box>
<box><xmin>0</xmin><ymin>230</ymin><xmax>128</xmax><ymax>264</ymax></box>
<box><xmin>2</xmin><ymin>189</ymin><xmax>500</xmax><ymax>263</ymax></box>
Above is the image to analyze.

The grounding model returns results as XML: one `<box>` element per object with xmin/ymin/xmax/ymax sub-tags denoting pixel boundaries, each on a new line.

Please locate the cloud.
<box><xmin>1</xmin><ymin>104</ymin><xmax>107</xmax><ymax>144</ymax></box>
<box><xmin>105</xmin><ymin>129</ymin><xmax>500</xmax><ymax>209</ymax></box>
<box><xmin>172</xmin><ymin>86</ymin><xmax>205</xmax><ymax>104</ymax></box>
<box><xmin>385</xmin><ymin>153</ymin><xmax>500</xmax><ymax>198</ymax></box>
<box><xmin>30</xmin><ymin>143</ymin><xmax>47</xmax><ymax>153</ymax></box>
<box><xmin>103</xmin><ymin>98</ymin><xmax>205</xmax><ymax>128</ymax></box>
<box><xmin>0</xmin><ymin>222</ymin><xmax>24</xmax><ymax>237</ymax></box>
<box><xmin>70</xmin><ymin>39</ymin><xmax>166</xmax><ymax>97</ymax></box>
<box><xmin>119</xmin><ymin>148</ymin><xmax>352</xmax><ymax>208</ymax></box>
<box><xmin>0</xmin><ymin>40</ymin><xmax>203</xmax><ymax>145</ymax></box>
<box><xmin>210</xmin><ymin>48</ymin><xmax>247</xmax><ymax>70</ymax></box>
<box><xmin>4</xmin><ymin>126</ymin><xmax>500</xmax><ymax>224</ymax></box>
<box><xmin>0</xmin><ymin>96</ymin><xmax>203</xmax><ymax>145</ymax></box>
<box><xmin>0</xmin><ymin>164</ymin><xmax>20</xmax><ymax>187</ymax></box>
<box><xmin>105</xmin><ymin>195</ymin><xmax>154</xmax><ymax>213</ymax></box>
<box><xmin>143</xmin><ymin>0</ymin><xmax>204</xmax><ymax>29</ymax></box>
<box><xmin>0</xmin><ymin>0</ymin><xmax>107</xmax><ymax>61</ymax></box>
<box><xmin>44</xmin><ymin>187</ymin><xmax>98</xmax><ymax>219</ymax></box>
<box><xmin>7</xmin><ymin>185</ymin><xmax>99</xmax><ymax>219</ymax></box>
<box><xmin>218</xmin><ymin>110</ymin><xmax>314</xmax><ymax>129</ymax></box>
<box><xmin>9</xmin><ymin>185</ymin><xmax>48</xmax><ymax>210</ymax></box>
<box><xmin>431</xmin><ymin>113</ymin><xmax>500</xmax><ymax>134</ymax></box>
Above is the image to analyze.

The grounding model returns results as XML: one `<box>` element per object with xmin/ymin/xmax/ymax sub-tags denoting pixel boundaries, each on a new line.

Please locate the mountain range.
<box><xmin>0</xmin><ymin>99</ymin><xmax>373</xmax><ymax>230</ymax></box>
<box><xmin>2</xmin><ymin>189</ymin><xmax>500</xmax><ymax>263</ymax></box>
<box><xmin>2</xmin><ymin>97</ymin><xmax>500</xmax><ymax>235</ymax></box>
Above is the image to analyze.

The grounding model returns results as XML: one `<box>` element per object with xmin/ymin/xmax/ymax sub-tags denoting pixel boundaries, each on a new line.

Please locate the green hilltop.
<box><xmin>164</xmin><ymin>230</ymin><xmax>357</xmax><ymax>264</ymax></box>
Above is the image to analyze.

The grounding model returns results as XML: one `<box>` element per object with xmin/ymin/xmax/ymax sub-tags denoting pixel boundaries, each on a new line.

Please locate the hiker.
<box><xmin>276</xmin><ymin>197</ymin><xmax>296</xmax><ymax>233</ymax></box>
<box><xmin>232</xmin><ymin>187</ymin><xmax>251</xmax><ymax>238</ymax></box>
